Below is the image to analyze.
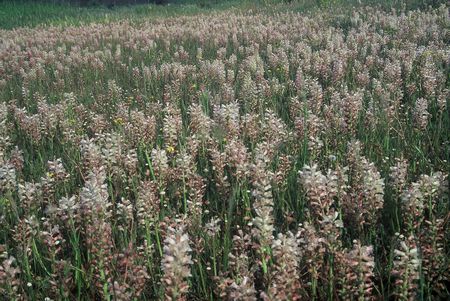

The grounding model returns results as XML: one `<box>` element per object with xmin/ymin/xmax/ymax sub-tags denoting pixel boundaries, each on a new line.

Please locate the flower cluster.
<box><xmin>0</xmin><ymin>3</ymin><xmax>448</xmax><ymax>300</ymax></box>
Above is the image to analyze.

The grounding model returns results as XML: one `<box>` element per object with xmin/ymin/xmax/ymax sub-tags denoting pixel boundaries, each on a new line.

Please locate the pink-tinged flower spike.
<box><xmin>401</xmin><ymin>171</ymin><xmax>448</xmax><ymax>231</ymax></box>
<box><xmin>436</xmin><ymin>88</ymin><xmax>448</xmax><ymax>113</ymax></box>
<box><xmin>420</xmin><ymin>56</ymin><xmax>437</xmax><ymax>99</ymax></box>
<box><xmin>0</xmin><ymin>253</ymin><xmax>22</xmax><ymax>299</ymax></box>
<box><xmin>391</xmin><ymin>234</ymin><xmax>421</xmax><ymax>301</ymax></box>
<box><xmin>341</xmin><ymin>90</ymin><xmax>363</xmax><ymax>136</ymax></box>
<box><xmin>389</xmin><ymin>157</ymin><xmax>408</xmax><ymax>196</ymax></box>
<box><xmin>18</xmin><ymin>182</ymin><xmax>41</xmax><ymax>215</ymax></box>
<box><xmin>41</xmin><ymin>158</ymin><xmax>69</xmax><ymax>205</ymax></box>
<box><xmin>251</xmin><ymin>144</ymin><xmax>275</xmax><ymax>254</ymax></box>
<box><xmin>163</xmin><ymin>103</ymin><xmax>182</xmax><ymax>152</ymax></box>
<box><xmin>0</xmin><ymin>103</ymin><xmax>10</xmax><ymax>162</ymax></box>
<box><xmin>208</xmin><ymin>144</ymin><xmax>231</xmax><ymax>197</ymax></box>
<box><xmin>264</xmin><ymin>232</ymin><xmax>301</xmax><ymax>301</ymax></box>
<box><xmin>189</xmin><ymin>103</ymin><xmax>212</xmax><ymax>141</ymax></box>
<box><xmin>151</xmin><ymin>147</ymin><xmax>170</xmax><ymax>185</ymax></box>
<box><xmin>217</xmin><ymin>228</ymin><xmax>257</xmax><ymax>301</ymax></box>
<box><xmin>0</xmin><ymin>163</ymin><xmax>16</xmax><ymax>195</ymax></box>
<box><xmin>175</xmin><ymin>150</ymin><xmax>204</xmax><ymax>226</ymax></box>
<box><xmin>124</xmin><ymin>109</ymin><xmax>156</xmax><ymax>147</ymax></box>
<box><xmin>224</xmin><ymin>138</ymin><xmax>250</xmax><ymax>182</ymax></box>
<box><xmin>337</xmin><ymin>240</ymin><xmax>375</xmax><ymax>301</ymax></box>
<box><xmin>111</xmin><ymin>243</ymin><xmax>149</xmax><ymax>300</ymax></box>
<box><xmin>80</xmin><ymin>138</ymin><xmax>105</xmax><ymax>177</ymax></box>
<box><xmin>8</xmin><ymin>146</ymin><xmax>24</xmax><ymax>173</ymax></box>
<box><xmin>345</xmin><ymin>141</ymin><xmax>384</xmax><ymax>233</ymax></box>
<box><xmin>261</xmin><ymin>110</ymin><xmax>289</xmax><ymax>160</ymax></box>
<box><xmin>296</xmin><ymin>222</ymin><xmax>326</xmax><ymax>299</ymax></box>
<box><xmin>213</xmin><ymin>102</ymin><xmax>241</xmax><ymax>139</ymax></box>
<box><xmin>418</xmin><ymin>218</ymin><xmax>447</xmax><ymax>296</ymax></box>
<box><xmin>86</xmin><ymin>219</ymin><xmax>114</xmax><ymax>299</ymax></box>
<box><xmin>161</xmin><ymin>223</ymin><xmax>193</xmax><ymax>301</ymax></box>
<box><xmin>412</xmin><ymin>98</ymin><xmax>429</xmax><ymax>131</ymax></box>
<box><xmin>136</xmin><ymin>180</ymin><xmax>160</xmax><ymax>228</ymax></box>
<box><xmin>298</xmin><ymin>164</ymin><xmax>338</xmax><ymax>221</ymax></box>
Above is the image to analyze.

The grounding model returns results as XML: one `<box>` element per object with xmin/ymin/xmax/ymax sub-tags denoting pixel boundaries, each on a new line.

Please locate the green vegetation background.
<box><xmin>0</xmin><ymin>0</ymin><xmax>447</xmax><ymax>29</ymax></box>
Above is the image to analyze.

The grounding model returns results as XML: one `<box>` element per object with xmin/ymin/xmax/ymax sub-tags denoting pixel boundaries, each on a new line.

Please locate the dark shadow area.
<box><xmin>81</xmin><ymin>0</ymin><xmax>168</xmax><ymax>6</ymax></box>
<box><xmin>34</xmin><ymin>0</ymin><xmax>169</xmax><ymax>6</ymax></box>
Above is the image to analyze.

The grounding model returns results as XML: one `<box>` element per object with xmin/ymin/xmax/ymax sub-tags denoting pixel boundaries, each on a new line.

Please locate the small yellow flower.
<box><xmin>422</xmin><ymin>50</ymin><xmax>431</xmax><ymax>57</ymax></box>
<box><xmin>114</xmin><ymin>117</ymin><xmax>124</xmax><ymax>125</ymax></box>
<box><xmin>166</xmin><ymin>145</ymin><xmax>175</xmax><ymax>154</ymax></box>
<box><xmin>46</xmin><ymin>172</ymin><xmax>54</xmax><ymax>178</ymax></box>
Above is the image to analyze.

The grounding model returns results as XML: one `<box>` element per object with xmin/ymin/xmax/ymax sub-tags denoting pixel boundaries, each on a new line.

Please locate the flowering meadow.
<box><xmin>0</xmin><ymin>2</ymin><xmax>449</xmax><ymax>300</ymax></box>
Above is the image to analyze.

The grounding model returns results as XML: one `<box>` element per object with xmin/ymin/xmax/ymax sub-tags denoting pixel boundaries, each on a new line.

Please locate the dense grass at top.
<box><xmin>0</xmin><ymin>0</ymin><xmax>447</xmax><ymax>29</ymax></box>
<box><xmin>0</xmin><ymin>0</ymin><xmax>259</xmax><ymax>29</ymax></box>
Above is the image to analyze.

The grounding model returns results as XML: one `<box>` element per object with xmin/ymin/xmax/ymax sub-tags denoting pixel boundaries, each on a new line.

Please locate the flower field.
<box><xmin>0</xmin><ymin>2</ymin><xmax>449</xmax><ymax>300</ymax></box>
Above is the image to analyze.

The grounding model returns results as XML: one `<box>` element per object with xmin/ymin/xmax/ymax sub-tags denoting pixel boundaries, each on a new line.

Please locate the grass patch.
<box><xmin>1</xmin><ymin>0</ymin><xmax>447</xmax><ymax>29</ymax></box>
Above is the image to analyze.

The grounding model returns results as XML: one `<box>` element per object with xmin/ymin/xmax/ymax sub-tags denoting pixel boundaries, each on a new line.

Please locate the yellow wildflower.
<box><xmin>114</xmin><ymin>117</ymin><xmax>124</xmax><ymax>125</ymax></box>
<box><xmin>166</xmin><ymin>145</ymin><xmax>175</xmax><ymax>154</ymax></box>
